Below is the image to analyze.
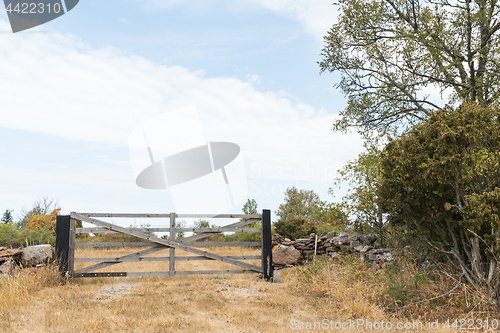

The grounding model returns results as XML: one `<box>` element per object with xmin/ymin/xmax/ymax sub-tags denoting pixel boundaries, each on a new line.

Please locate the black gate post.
<box><xmin>55</xmin><ymin>215</ymin><xmax>75</xmax><ymax>276</ymax></box>
<box><xmin>261</xmin><ymin>209</ymin><xmax>273</xmax><ymax>281</ymax></box>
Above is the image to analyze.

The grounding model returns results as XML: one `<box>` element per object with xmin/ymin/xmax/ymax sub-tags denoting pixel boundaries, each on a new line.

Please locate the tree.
<box><xmin>1</xmin><ymin>209</ymin><xmax>13</xmax><ymax>224</ymax></box>
<box><xmin>378</xmin><ymin>103</ymin><xmax>500</xmax><ymax>300</ymax></box>
<box><xmin>18</xmin><ymin>197</ymin><xmax>58</xmax><ymax>229</ymax></box>
<box><xmin>274</xmin><ymin>187</ymin><xmax>321</xmax><ymax>240</ymax></box>
<box><xmin>320</xmin><ymin>0</ymin><xmax>500</xmax><ymax>135</ymax></box>
<box><xmin>238</xmin><ymin>199</ymin><xmax>261</xmax><ymax>242</ymax></box>
<box><xmin>330</xmin><ymin>144</ymin><xmax>387</xmax><ymax>243</ymax></box>
<box><xmin>275</xmin><ymin>187</ymin><xmax>321</xmax><ymax>221</ymax></box>
<box><xmin>242</xmin><ymin>199</ymin><xmax>258</xmax><ymax>215</ymax></box>
<box><xmin>193</xmin><ymin>219</ymin><xmax>215</xmax><ymax>235</ymax></box>
<box><xmin>25</xmin><ymin>208</ymin><xmax>61</xmax><ymax>231</ymax></box>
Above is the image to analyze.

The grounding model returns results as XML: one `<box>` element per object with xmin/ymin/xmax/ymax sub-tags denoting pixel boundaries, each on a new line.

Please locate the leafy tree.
<box><xmin>0</xmin><ymin>222</ymin><xmax>21</xmax><ymax>247</ymax></box>
<box><xmin>242</xmin><ymin>198</ymin><xmax>258</xmax><ymax>216</ymax></box>
<box><xmin>193</xmin><ymin>219</ymin><xmax>215</xmax><ymax>235</ymax></box>
<box><xmin>1</xmin><ymin>209</ymin><xmax>13</xmax><ymax>224</ymax></box>
<box><xmin>274</xmin><ymin>187</ymin><xmax>321</xmax><ymax>240</ymax></box>
<box><xmin>175</xmin><ymin>220</ymin><xmax>186</xmax><ymax>238</ymax></box>
<box><xmin>237</xmin><ymin>199</ymin><xmax>261</xmax><ymax>242</ymax></box>
<box><xmin>18</xmin><ymin>197</ymin><xmax>58</xmax><ymax>229</ymax></box>
<box><xmin>330</xmin><ymin>144</ymin><xmax>387</xmax><ymax>243</ymax></box>
<box><xmin>25</xmin><ymin>208</ymin><xmax>61</xmax><ymax>231</ymax></box>
<box><xmin>378</xmin><ymin>103</ymin><xmax>500</xmax><ymax>299</ymax></box>
<box><xmin>275</xmin><ymin>187</ymin><xmax>321</xmax><ymax>221</ymax></box>
<box><xmin>314</xmin><ymin>201</ymin><xmax>350</xmax><ymax>234</ymax></box>
<box><xmin>320</xmin><ymin>0</ymin><xmax>500</xmax><ymax>135</ymax></box>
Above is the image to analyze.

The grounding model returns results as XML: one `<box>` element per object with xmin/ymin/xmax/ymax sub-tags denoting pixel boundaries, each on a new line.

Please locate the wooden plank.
<box><xmin>169</xmin><ymin>212</ymin><xmax>175</xmax><ymax>276</ymax></box>
<box><xmin>173</xmin><ymin>270</ymin><xmax>258</xmax><ymax>276</ymax></box>
<box><xmin>74</xmin><ymin>255</ymin><xmax>262</xmax><ymax>262</ymax></box>
<box><xmin>76</xmin><ymin>228</ymin><xmax>165</xmax><ymax>234</ymax></box>
<box><xmin>76</xmin><ymin>227</ymin><xmax>262</xmax><ymax>234</ymax></box>
<box><xmin>71</xmin><ymin>213</ymin><xmax>263</xmax><ymax>273</ymax></box>
<box><xmin>75</xmin><ymin>241</ymin><xmax>260</xmax><ymax>247</ymax></box>
<box><xmin>73</xmin><ymin>212</ymin><xmax>262</xmax><ymax>219</ymax></box>
<box><xmin>69</xmin><ymin>218</ymin><xmax>76</xmax><ymax>275</ymax></box>
<box><xmin>75</xmin><ymin>242</ymin><xmax>156</xmax><ymax>247</ymax></box>
<box><xmin>176</xmin><ymin>214</ymin><xmax>261</xmax><ymax>219</ymax></box>
<box><xmin>74</xmin><ymin>272</ymin><xmax>127</xmax><ymax>277</ymax></box>
<box><xmin>55</xmin><ymin>215</ymin><xmax>71</xmax><ymax>274</ymax></box>
<box><xmin>179</xmin><ymin>218</ymin><xmax>261</xmax><ymax>243</ymax></box>
<box><xmin>261</xmin><ymin>209</ymin><xmax>273</xmax><ymax>282</ymax></box>
<box><xmin>176</xmin><ymin>228</ymin><xmax>262</xmax><ymax>232</ymax></box>
<box><xmin>73</xmin><ymin>246</ymin><xmax>165</xmax><ymax>274</ymax></box>
<box><xmin>74</xmin><ymin>270</ymin><xmax>258</xmax><ymax>277</ymax></box>
<box><xmin>179</xmin><ymin>242</ymin><xmax>261</xmax><ymax>247</ymax></box>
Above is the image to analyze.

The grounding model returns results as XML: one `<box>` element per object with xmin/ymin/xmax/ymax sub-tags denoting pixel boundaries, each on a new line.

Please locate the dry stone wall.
<box><xmin>272</xmin><ymin>232</ymin><xmax>395</xmax><ymax>271</ymax></box>
<box><xmin>0</xmin><ymin>244</ymin><xmax>54</xmax><ymax>276</ymax></box>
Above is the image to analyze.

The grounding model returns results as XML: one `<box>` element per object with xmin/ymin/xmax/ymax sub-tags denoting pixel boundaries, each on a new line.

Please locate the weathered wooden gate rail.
<box><xmin>55</xmin><ymin>210</ymin><xmax>273</xmax><ymax>281</ymax></box>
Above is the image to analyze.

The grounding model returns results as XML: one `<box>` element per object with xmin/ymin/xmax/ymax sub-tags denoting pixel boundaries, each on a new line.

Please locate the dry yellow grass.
<box><xmin>1</xmin><ymin>247</ymin><xmax>499</xmax><ymax>332</ymax></box>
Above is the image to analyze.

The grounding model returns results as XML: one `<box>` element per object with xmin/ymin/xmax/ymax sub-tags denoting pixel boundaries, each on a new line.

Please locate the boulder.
<box><xmin>273</xmin><ymin>267</ymin><xmax>298</xmax><ymax>283</ymax></box>
<box><xmin>272</xmin><ymin>234</ymin><xmax>284</xmax><ymax>246</ymax></box>
<box><xmin>337</xmin><ymin>232</ymin><xmax>350</xmax><ymax>239</ymax></box>
<box><xmin>359</xmin><ymin>234</ymin><xmax>377</xmax><ymax>246</ymax></box>
<box><xmin>350</xmin><ymin>234</ymin><xmax>377</xmax><ymax>248</ymax></box>
<box><xmin>327</xmin><ymin>231</ymin><xmax>337</xmax><ymax>238</ymax></box>
<box><xmin>21</xmin><ymin>244</ymin><xmax>54</xmax><ymax>267</ymax></box>
<box><xmin>272</xmin><ymin>245</ymin><xmax>302</xmax><ymax>267</ymax></box>
<box><xmin>329</xmin><ymin>252</ymin><xmax>341</xmax><ymax>260</ymax></box>
<box><xmin>0</xmin><ymin>259</ymin><xmax>16</xmax><ymax>275</ymax></box>
<box><xmin>0</xmin><ymin>248</ymin><xmax>23</xmax><ymax>260</ymax></box>
<box><xmin>353</xmin><ymin>245</ymin><xmax>373</xmax><ymax>253</ymax></box>
<box><xmin>328</xmin><ymin>236</ymin><xmax>350</xmax><ymax>247</ymax></box>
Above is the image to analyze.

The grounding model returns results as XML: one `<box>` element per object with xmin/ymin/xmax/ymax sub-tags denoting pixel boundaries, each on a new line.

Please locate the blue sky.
<box><xmin>0</xmin><ymin>0</ymin><xmax>366</xmax><ymax>223</ymax></box>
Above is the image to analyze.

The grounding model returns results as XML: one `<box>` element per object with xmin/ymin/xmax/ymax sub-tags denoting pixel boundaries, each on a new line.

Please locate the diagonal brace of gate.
<box><xmin>73</xmin><ymin>217</ymin><xmax>260</xmax><ymax>274</ymax></box>
<box><xmin>74</xmin><ymin>246</ymin><xmax>165</xmax><ymax>274</ymax></box>
<box><xmin>71</xmin><ymin>213</ymin><xmax>263</xmax><ymax>273</ymax></box>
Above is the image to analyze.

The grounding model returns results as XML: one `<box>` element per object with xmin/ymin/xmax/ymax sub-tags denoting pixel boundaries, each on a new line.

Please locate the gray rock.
<box><xmin>273</xmin><ymin>267</ymin><xmax>299</xmax><ymax>283</ymax></box>
<box><xmin>359</xmin><ymin>245</ymin><xmax>373</xmax><ymax>254</ymax></box>
<box><xmin>329</xmin><ymin>236</ymin><xmax>350</xmax><ymax>247</ymax></box>
<box><xmin>329</xmin><ymin>252</ymin><xmax>341</xmax><ymax>260</ymax></box>
<box><xmin>327</xmin><ymin>231</ymin><xmax>337</xmax><ymax>238</ymax></box>
<box><xmin>359</xmin><ymin>234</ymin><xmax>377</xmax><ymax>246</ymax></box>
<box><xmin>21</xmin><ymin>244</ymin><xmax>54</xmax><ymax>267</ymax></box>
<box><xmin>383</xmin><ymin>252</ymin><xmax>395</xmax><ymax>262</ymax></box>
<box><xmin>353</xmin><ymin>245</ymin><xmax>373</xmax><ymax>253</ymax></box>
<box><xmin>0</xmin><ymin>259</ymin><xmax>16</xmax><ymax>275</ymax></box>
<box><xmin>353</xmin><ymin>245</ymin><xmax>365</xmax><ymax>252</ymax></box>
<box><xmin>337</xmin><ymin>232</ymin><xmax>350</xmax><ymax>239</ymax></box>
<box><xmin>272</xmin><ymin>245</ymin><xmax>302</xmax><ymax>267</ymax></box>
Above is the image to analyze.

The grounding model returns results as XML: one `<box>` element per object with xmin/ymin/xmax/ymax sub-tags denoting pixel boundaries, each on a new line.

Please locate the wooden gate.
<box><xmin>55</xmin><ymin>210</ymin><xmax>273</xmax><ymax>281</ymax></box>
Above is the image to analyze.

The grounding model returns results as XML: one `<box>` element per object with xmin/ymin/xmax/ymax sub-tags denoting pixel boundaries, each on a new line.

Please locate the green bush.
<box><xmin>274</xmin><ymin>216</ymin><xmax>317</xmax><ymax>241</ymax></box>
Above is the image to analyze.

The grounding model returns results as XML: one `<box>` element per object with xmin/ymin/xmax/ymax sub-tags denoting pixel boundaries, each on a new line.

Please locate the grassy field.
<box><xmin>1</xmin><ymin>246</ymin><xmax>499</xmax><ymax>332</ymax></box>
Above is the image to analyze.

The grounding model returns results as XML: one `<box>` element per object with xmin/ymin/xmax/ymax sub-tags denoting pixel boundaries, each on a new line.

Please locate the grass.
<box><xmin>1</xmin><ymin>247</ymin><xmax>500</xmax><ymax>332</ymax></box>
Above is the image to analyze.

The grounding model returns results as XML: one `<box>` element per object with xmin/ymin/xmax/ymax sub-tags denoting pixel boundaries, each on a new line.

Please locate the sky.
<box><xmin>0</xmin><ymin>0</ymin><xmax>366</xmax><ymax>225</ymax></box>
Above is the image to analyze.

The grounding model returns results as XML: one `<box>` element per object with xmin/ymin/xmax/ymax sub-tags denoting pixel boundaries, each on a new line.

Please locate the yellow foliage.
<box><xmin>25</xmin><ymin>208</ymin><xmax>61</xmax><ymax>231</ymax></box>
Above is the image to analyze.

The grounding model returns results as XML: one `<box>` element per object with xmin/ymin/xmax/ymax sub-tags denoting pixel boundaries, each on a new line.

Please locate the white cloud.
<box><xmin>244</xmin><ymin>0</ymin><xmax>337</xmax><ymax>38</ymax></box>
<box><xmin>128</xmin><ymin>0</ymin><xmax>337</xmax><ymax>39</ymax></box>
<box><xmin>0</xmin><ymin>19</ymin><xmax>363</xmax><ymax>211</ymax></box>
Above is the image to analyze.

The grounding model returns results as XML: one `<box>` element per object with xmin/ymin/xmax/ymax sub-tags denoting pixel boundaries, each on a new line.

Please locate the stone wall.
<box><xmin>272</xmin><ymin>232</ymin><xmax>395</xmax><ymax>271</ymax></box>
<box><xmin>0</xmin><ymin>244</ymin><xmax>55</xmax><ymax>276</ymax></box>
